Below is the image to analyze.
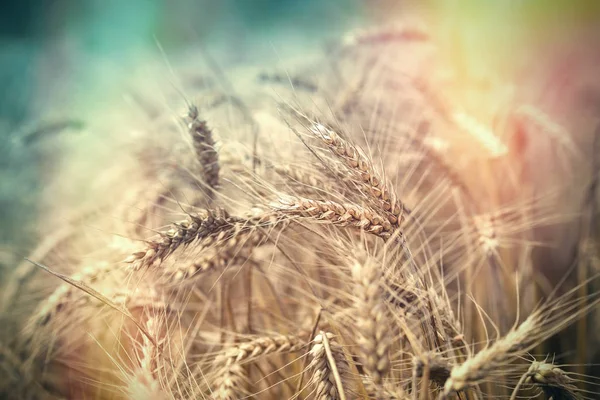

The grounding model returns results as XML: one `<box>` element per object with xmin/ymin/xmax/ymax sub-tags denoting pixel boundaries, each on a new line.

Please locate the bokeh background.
<box><xmin>2</xmin><ymin>0</ymin><xmax>600</xmax><ymax>270</ymax></box>
<box><xmin>0</xmin><ymin>0</ymin><xmax>371</xmax><ymax>257</ymax></box>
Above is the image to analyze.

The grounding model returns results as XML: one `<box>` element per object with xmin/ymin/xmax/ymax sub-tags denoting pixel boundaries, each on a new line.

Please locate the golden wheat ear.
<box><xmin>306</xmin><ymin>332</ymin><xmax>349</xmax><ymax>400</ymax></box>
<box><xmin>509</xmin><ymin>360</ymin><xmax>582</xmax><ymax>400</ymax></box>
<box><xmin>187</xmin><ymin>104</ymin><xmax>220</xmax><ymax>197</ymax></box>
<box><xmin>350</xmin><ymin>257</ymin><xmax>392</xmax><ymax>386</ymax></box>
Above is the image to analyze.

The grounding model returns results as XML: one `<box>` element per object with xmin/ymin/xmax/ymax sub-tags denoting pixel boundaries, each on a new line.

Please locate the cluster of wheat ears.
<box><xmin>1</xmin><ymin>23</ymin><xmax>599</xmax><ymax>400</ymax></box>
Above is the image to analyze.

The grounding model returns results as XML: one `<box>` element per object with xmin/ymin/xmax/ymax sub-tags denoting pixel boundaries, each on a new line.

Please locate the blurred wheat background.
<box><xmin>0</xmin><ymin>0</ymin><xmax>365</xmax><ymax>258</ymax></box>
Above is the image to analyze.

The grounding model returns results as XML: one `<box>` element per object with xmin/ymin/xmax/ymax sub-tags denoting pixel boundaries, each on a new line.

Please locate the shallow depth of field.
<box><xmin>1</xmin><ymin>2</ymin><xmax>600</xmax><ymax>399</ymax></box>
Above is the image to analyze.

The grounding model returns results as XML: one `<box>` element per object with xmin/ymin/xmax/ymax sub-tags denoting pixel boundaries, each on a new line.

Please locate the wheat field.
<box><xmin>1</xmin><ymin>3</ymin><xmax>600</xmax><ymax>400</ymax></box>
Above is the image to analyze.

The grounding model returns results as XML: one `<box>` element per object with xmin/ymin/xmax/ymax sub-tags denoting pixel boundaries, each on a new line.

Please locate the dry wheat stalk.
<box><xmin>19</xmin><ymin>259</ymin><xmax>159</xmax><ymax>376</ymax></box>
<box><xmin>25</xmin><ymin>261</ymin><xmax>114</xmax><ymax>333</ymax></box>
<box><xmin>188</xmin><ymin>105</ymin><xmax>220</xmax><ymax>193</ymax></box>
<box><xmin>340</xmin><ymin>23</ymin><xmax>429</xmax><ymax>48</ymax></box>
<box><xmin>310</xmin><ymin>123</ymin><xmax>409</xmax><ymax>225</ymax></box>
<box><xmin>451</xmin><ymin>111</ymin><xmax>508</xmax><ymax>157</ymax></box>
<box><xmin>274</xmin><ymin>196</ymin><xmax>394</xmax><ymax>239</ymax></box>
<box><xmin>307</xmin><ymin>332</ymin><xmax>349</xmax><ymax>400</ymax></box>
<box><xmin>258</xmin><ymin>71</ymin><xmax>318</xmax><ymax>92</ymax></box>
<box><xmin>515</xmin><ymin>104</ymin><xmax>580</xmax><ymax>156</ymax></box>
<box><xmin>351</xmin><ymin>258</ymin><xmax>392</xmax><ymax>385</ymax></box>
<box><xmin>0</xmin><ymin>226</ymin><xmax>77</xmax><ymax>313</ymax></box>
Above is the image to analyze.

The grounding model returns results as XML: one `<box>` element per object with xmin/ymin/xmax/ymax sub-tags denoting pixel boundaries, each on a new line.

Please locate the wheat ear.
<box><xmin>412</xmin><ymin>352</ymin><xmax>451</xmax><ymax>388</ymax></box>
<box><xmin>126</xmin><ymin>209</ymin><xmax>247</xmax><ymax>270</ymax></box>
<box><xmin>169</xmin><ymin>229</ymin><xmax>265</xmax><ymax>284</ymax></box>
<box><xmin>308</xmin><ymin>332</ymin><xmax>349</xmax><ymax>400</ymax></box>
<box><xmin>274</xmin><ymin>196</ymin><xmax>394</xmax><ymax>239</ymax></box>
<box><xmin>211</xmin><ymin>363</ymin><xmax>248</xmax><ymax>400</ymax></box>
<box><xmin>526</xmin><ymin>361</ymin><xmax>579</xmax><ymax>400</ymax></box>
<box><xmin>310</xmin><ymin>123</ymin><xmax>409</xmax><ymax>225</ymax></box>
<box><xmin>441</xmin><ymin>292</ymin><xmax>593</xmax><ymax>398</ymax></box>
<box><xmin>188</xmin><ymin>104</ymin><xmax>220</xmax><ymax>194</ymax></box>
<box><xmin>208</xmin><ymin>334</ymin><xmax>306</xmax><ymax>399</ymax></box>
<box><xmin>351</xmin><ymin>258</ymin><xmax>391</xmax><ymax>385</ymax></box>
<box><xmin>217</xmin><ymin>334</ymin><xmax>307</xmax><ymax>366</ymax></box>
<box><xmin>443</xmin><ymin>316</ymin><xmax>539</xmax><ymax>397</ymax></box>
